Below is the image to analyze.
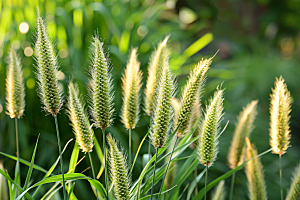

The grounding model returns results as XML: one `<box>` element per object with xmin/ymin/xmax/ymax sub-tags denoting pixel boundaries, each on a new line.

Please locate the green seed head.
<box><xmin>286</xmin><ymin>164</ymin><xmax>300</xmax><ymax>200</ymax></box>
<box><xmin>145</xmin><ymin>35</ymin><xmax>170</xmax><ymax>116</ymax></box>
<box><xmin>149</xmin><ymin>48</ymin><xmax>174</xmax><ymax>148</ymax></box>
<box><xmin>6</xmin><ymin>48</ymin><xmax>25</xmax><ymax>119</ymax></box>
<box><xmin>107</xmin><ymin>134</ymin><xmax>132</xmax><ymax>200</ymax></box>
<box><xmin>66</xmin><ymin>81</ymin><xmax>94</xmax><ymax>153</ymax></box>
<box><xmin>245</xmin><ymin>137</ymin><xmax>268</xmax><ymax>200</ymax></box>
<box><xmin>34</xmin><ymin>8</ymin><xmax>63</xmax><ymax>115</ymax></box>
<box><xmin>88</xmin><ymin>35</ymin><xmax>114</xmax><ymax>129</ymax></box>
<box><xmin>121</xmin><ymin>48</ymin><xmax>143</xmax><ymax>129</ymax></box>
<box><xmin>197</xmin><ymin>87</ymin><xmax>224</xmax><ymax>166</ymax></box>
<box><xmin>211</xmin><ymin>180</ymin><xmax>226</xmax><ymax>200</ymax></box>
<box><xmin>176</xmin><ymin>57</ymin><xmax>212</xmax><ymax>137</ymax></box>
<box><xmin>269</xmin><ymin>76</ymin><xmax>292</xmax><ymax>156</ymax></box>
<box><xmin>228</xmin><ymin>100</ymin><xmax>258</xmax><ymax>169</ymax></box>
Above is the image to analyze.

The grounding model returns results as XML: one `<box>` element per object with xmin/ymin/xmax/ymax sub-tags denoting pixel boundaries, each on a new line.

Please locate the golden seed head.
<box><xmin>269</xmin><ymin>76</ymin><xmax>292</xmax><ymax>156</ymax></box>
<box><xmin>121</xmin><ymin>48</ymin><xmax>143</xmax><ymax>129</ymax></box>
<box><xmin>6</xmin><ymin>48</ymin><xmax>25</xmax><ymax>119</ymax></box>
<box><xmin>228</xmin><ymin>100</ymin><xmax>258</xmax><ymax>169</ymax></box>
<box><xmin>66</xmin><ymin>81</ymin><xmax>94</xmax><ymax>153</ymax></box>
<box><xmin>245</xmin><ymin>137</ymin><xmax>268</xmax><ymax>200</ymax></box>
<box><xmin>144</xmin><ymin>35</ymin><xmax>170</xmax><ymax>116</ymax></box>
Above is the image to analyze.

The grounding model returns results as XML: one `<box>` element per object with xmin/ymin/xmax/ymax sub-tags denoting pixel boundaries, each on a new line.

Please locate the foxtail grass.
<box><xmin>34</xmin><ymin>8</ymin><xmax>66</xmax><ymax>199</ymax></box>
<box><xmin>269</xmin><ymin>76</ymin><xmax>292</xmax><ymax>200</ymax></box>
<box><xmin>211</xmin><ymin>180</ymin><xmax>226</xmax><ymax>200</ymax></box>
<box><xmin>228</xmin><ymin>100</ymin><xmax>258</xmax><ymax>200</ymax></box>
<box><xmin>286</xmin><ymin>164</ymin><xmax>300</xmax><ymax>200</ymax></box>
<box><xmin>107</xmin><ymin>134</ymin><xmax>132</xmax><ymax>200</ymax></box>
<box><xmin>197</xmin><ymin>87</ymin><xmax>224</xmax><ymax>200</ymax></box>
<box><xmin>121</xmin><ymin>48</ymin><xmax>142</xmax><ymax>163</ymax></box>
<box><xmin>5</xmin><ymin>48</ymin><xmax>25</xmax><ymax>190</ymax></box>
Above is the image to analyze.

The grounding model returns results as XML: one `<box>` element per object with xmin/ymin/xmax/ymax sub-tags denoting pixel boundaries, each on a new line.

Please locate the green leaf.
<box><xmin>68</xmin><ymin>141</ymin><xmax>79</xmax><ymax>173</ymax></box>
<box><xmin>24</xmin><ymin>134</ymin><xmax>40</xmax><ymax>189</ymax></box>
<box><xmin>139</xmin><ymin>185</ymin><xmax>177</xmax><ymax>200</ymax></box>
<box><xmin>94</xmin><ymin>136</ymin><xmax>105</xmax><ymax>179</ymax></box>
<box><xmin>186</xmin><ymin>168</ymin><xmax>206</xmax><ymax>200</ymax></box>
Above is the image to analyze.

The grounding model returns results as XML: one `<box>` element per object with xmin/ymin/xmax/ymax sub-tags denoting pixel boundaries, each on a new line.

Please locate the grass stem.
<box><xmin>229</xmin><ymin>172</ymin><xmax>236</xmax><ymax>200</ymax></box>
<box><xmin>157</xmin><ymin>137</ymin><xmax>179</xmax><ymax>200</ymax></box>
<box><xmin>205</xmin><ymin>163</ymin><xmax>208</xmax><ymax>200</ymax></box>
<box><xmin>129</xmin><ymin>128</ymin><xmax>131</xmax><ymax>164</ymax></box>
<box><xmin>150</xmin><ymin>148</ymin><xmax>158</xmax><ymax>200</ymax></box>
<box><xmin>54</xmin><ymin>115</ymin><xmax>66</xmax><ymax>200</ymax></box>
<box><xmin>15</xmin><ymin>118</ymin><xmax>20</xmax><ymax>185</ymax></box>
<box><xmin>194</xmin><ymin>168</ymin><xmax>198</xmax><ymax>196</ymax></box>
<box><xmin>279</xmin><ymin>155</ymin><xmax>283</xmax><ymax>200</ymax></box>
<box><xmin>88</xmin><ymin>152</ymin><xmax>99</xmax><ymax>200</ymax></box>
<box><xmin>102</xmin><ymin>129</ymin><xmax>109</xmax><ymax>200</ymax></box>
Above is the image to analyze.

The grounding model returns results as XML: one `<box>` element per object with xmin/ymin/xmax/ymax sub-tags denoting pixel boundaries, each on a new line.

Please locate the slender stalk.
<box><xmin>150</xmin><ymin>148</ymin><xmax>158</xmax><ymax>200</ymax></box>
<box><xmin>102</xmin><ymin>129</ymin><xmax>109</xmax><ymax>200</ymax></box>
<box><xmin>15</xmin><ymin>118</ymin><xmax>20</xmax><ymax>185</ymax></box>
<box><xmin>280</xmin><ymin>155</ymin><xmax>283</xmax><ymax>200</ymax></box>
<box><xmin>89</xmin><ymin>152</ymin><xmax>99</xmax><ymax>200</ymax></box>
<box><xmin>54</xmin><ymin>115</ymin><xmax>66</xmax><ymax>200</ymax></box>
<box><xmin>205</xmin><ymin>163</ymin><xmax>208</xmax><ymax>200</ymax></box>
<box><xmin>129</xmin><ymin>128</ymin><xmax>131</xmax><ymax>164</ymax></box>
<box><xmin>229</xmin><ymin>172</ymin><xmax>236</xmax><ymax>200</ymax></box>
<box><xmin>194</xmin><ymin>168</ymin><xmax>198</xmax><ymax>195</ymax></box>
<box><xmin>157</xmin><ymin>137</ymin><xmax>179</xmax><ymax>200</ymax></box>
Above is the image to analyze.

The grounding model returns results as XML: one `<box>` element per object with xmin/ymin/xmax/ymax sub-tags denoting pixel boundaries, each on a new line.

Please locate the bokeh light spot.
<box><xmin>57</xmin><ymin>71</ymin><xmax>65</xmax><ymax>80</ymax></box>
<box><xmin>24</xmin><ymin>47</ymin><xmax>33</xmax><ymax>57</ymax></box>
<box><xmin>19</xmin><ymin>22</ymin><xmax>29</xmax><ymax>34</ymax></box>
<box><xmin>26</xmin><ymin>78</ymin><xmax>35</xmax><ymax>89</ymax></box>
<box><xmin>23</xmin><ymin>67</ymin><xmax>31</xmax><ymax>78</ymax></box>
<box><xmin>179</xmin><ymin>7</ymin><xmax>197</xmax><ymax>24</ymax></box>
<box><xmin>0</xmin><ymin>104</ymin><xmax>3</xmax><ymax>113</ymax></box>
<box><xmin>137</xmin><ymin>25</ymin><xmax>148</xmax><ymax>37</ymax></box>
<box><xmin>58</xmin><ymin>49</ymin><xmax>68</xmax><ymax>58</ymax></box>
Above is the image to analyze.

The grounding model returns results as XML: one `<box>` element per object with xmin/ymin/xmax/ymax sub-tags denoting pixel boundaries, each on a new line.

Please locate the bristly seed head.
<box><xmin>121</xmin><ymin>48</ymin><xmax>143</xmax><ymax>129</ymax></box>
<box><xmin>197</xmin><ymin>87</ymin><xmax>224</xmax><ymax>166</ymax></box>
<box><xmin>176</xmin><ymin>56</ymin><xmax>212</xmax><ymax>137</ymax></box>
<box><xmin>34</xmin><ymin>7</ymin><xmax>63</xmax><ymax>116</ymax></box>
<box><xmin>269</xmin><ymin>76</ymin><xmax>292</xmax><ymax>156</ymax></box>
<box><xmin>286</xmin><ymin>163</ymin><xmax>300</xmax><ymax>200</ymax></box>
<box><xmin>228</xmin><ymin>100</ymin><xmax>258</xmax><ymax>169</ymax></box>
<box><xmin>144</xmin><ymin>35</ymin><xmax>170</xmax><ymax>116</ymax></box>
<box><xmin>149</xmin><ymin>48</ymin><xmax>175</xmax><ymax>148</ymax></box>
<box><xmin>88</xmin><ymin>35</ymin><xmax>114</xmax><ymax>130</ymax></box>
<box><xmin>245</xmin><ymin>137</ymin><xmax>268</xmax><ymax>200</ymax></box>
<box><xmin>6</xmin><ymin>48</ymin><xmax>25</xmax><ymax>119</ymax></box>
<box><xmin>66</xmin><ymin>81</ymin><xmax>94</xmax><ymax>153</ymax></box>
<box><xmin>107</xmin><ymin>134</ymin><xmax>132</xmax><ymax>200</ymax></box>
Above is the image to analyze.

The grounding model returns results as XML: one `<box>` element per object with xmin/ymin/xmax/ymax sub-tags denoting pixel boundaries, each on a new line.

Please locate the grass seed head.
<box><xmin>245</xmin><ymin>137</ymin><xmax>268</xmax><ymax>200</ymax></box>
<box><xmin>107</xmin><ymin>134</ymin><xmax>132</xmax><ymax>200</ymax></box>
<box><xmin>176</xmin><ymin>56</ymin><xmax>212</xmax><ymax>137</ymax></box>
<box><xmin>149</xmin><ymin>48</ymin><xmax>174</xmax><ymax>148</ymax></box>
<box><xmin>34</xmin><ymin>8</ymin><xmax>63</xmax><ymax>115</ymax></box>
<box><xmin>197</xmin><ymin>87</ymin><xmax>224</xmax><ymax>166</ymax></box>
<box><xmin>228</xmin><ymin>100</ymin><xmax>258</xmax><ymax>169</ymax></box>
<box><xmin>121</xmin><ymin>48</ymin><xmax>142</xmax><ymax>129</ymax></box>
<box><xmin>66</xmin><ymin>81</ymin><xmax>94</xmax><ymax>153</ymax></box>
<box><xmin>88</xmin><ymin>35</ymin><xmax>114</xmax><ymax>129</ymax></box>
<box><xmin>286</xmin><ymin>163</ymin><xmax>300</xmax><ymax>200</ymax></box>
<box><xmin>144</xmin><ymin>35</ymin><xmax>170</xmax><ymax>116</ymax></box>
<box><xmin>6</xmin><ymin>48</ymin><xmax>25</xmax><ymax>119</ymax></box>
<box><xmin>269</xmin><ymin>76</ymin><xmax>292</xmax><ymax>156</ymax></box>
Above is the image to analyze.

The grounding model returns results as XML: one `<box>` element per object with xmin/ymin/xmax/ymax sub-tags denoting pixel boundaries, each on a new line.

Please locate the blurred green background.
<box><xmin>0</xmin><ymin>0</ymin><xmax>300</xmax><ymax>199</ymax></box>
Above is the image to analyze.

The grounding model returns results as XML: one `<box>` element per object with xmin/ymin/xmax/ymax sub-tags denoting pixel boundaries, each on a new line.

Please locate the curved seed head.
<box><xmin>88</xmin><ymin>35</ymin><xmax>114</xmax><ymax>129</ymax></box>
<box><xmin>121</xmin><ymin>48</ymin><xmax>143</xmax><ymax>129</ymax></box>
<box><xmin>228</xmin><ymin>100</ymin><xmax>258</xmax><ymax>169</ymax></box>
<box><xmin>34</xmin><ymin>8</ymin><xmax>63</xmax><ymax>115</ymax></box>
<box><xmin>149</xmin><ymin>48</ymin><xmax>175</xmax><ymax>148</ymax></box>
<box><xmin>245</xmin><ymin>137</ymin><xmax>268</xmax><ymax>200</ymax></box>
<box><xmin>144</xmin><ymin>35</ymin><xmax>170</xmax><ymax>116</ymax></box>
<box><xmin>197</xmin><ymin>87</ymin><xmax>224</xmax><ymax>166</ymax></box>
<box><xmin>176</xmin><ymin>56</ymin><xmax>212</xmax><ymax>137</ymax></box>
<box><xmin>211</xmin><ymin>180</ymin><xmax>226</xmax><ymax>200</ymax></box>
<box><xmin>269</xmin><ymin>76</ymin><xmax>292</xmax><ymax>156</ymax></box>
<box><xmin>107</xmin><ymin>134</ymin><xmax>132</xmax><ymax>200</ymax></box>
<box><xmin>66</xmin><ymin>81</ymin><xmax>94</xmax><ymax>153</ymax></box>
<box><xmin>286</xmin><ymin>163</ymin><xmax>300</xmax><ymax>200</ymax></box>
<box><xmin>6</xmin><ymin>48</ymin><xmax>25</xmax><ymax>119</ymax></box>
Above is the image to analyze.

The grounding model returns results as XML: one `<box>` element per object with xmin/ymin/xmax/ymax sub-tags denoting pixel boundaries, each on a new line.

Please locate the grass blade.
<box><xmin>94</xmin><ymin>136</ymin><xmax>105</xmax><ymax>179</ymax></box>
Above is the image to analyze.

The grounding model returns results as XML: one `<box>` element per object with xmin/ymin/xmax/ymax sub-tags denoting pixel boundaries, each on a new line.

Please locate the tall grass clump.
<box><xmin>34</xmin><ymin>8</ymin><xmax>66</xmax><ymax>199</ymax></box>
<box><xmin>228</xmin><ymin>100</ymin><xmax>258</xmax><ymax>200</ymax></box>
<box><xmin>245</xmin><ymin>137</ymin><xmax>268</xmax><ymax>200</ymax></box>
<box><xmin>269</xmin><ymin>76</ymin><xmax>292</xmax><ymax>200</ymax></box>
<box><xmin>197</xmin><ymin>87</ymin><xmax>224</xmax><ymax>200</ymax></box>
<box><xmin>121</xmin><ymin>48</ymin><xmax>142</xmax><ymax>163</ymax></box>
<box><xmin>5</xmin><ymin>48</ymin><xmax>25</xmax><ymax>188</ymax></box>
<box><xmin>88</xmin><ymin>34</ymin><xmax>114</xmax><ymax>199</ymax></box>
<box><xmin>107</xmin><ymin>134</ymin><xmax>132</xmax><ymax>200</ymax></box>
<box><xmin>286</xmin><ymin>164</ymin><xmax>300</xmax><ymax>200</ymax></box>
